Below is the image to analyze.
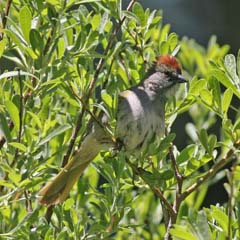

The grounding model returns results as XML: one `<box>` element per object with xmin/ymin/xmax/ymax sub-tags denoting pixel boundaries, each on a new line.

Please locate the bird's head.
<box><xmin>144</xmin><ymin>55</ymin><xmax>187</xmax><ymax>98</ymax></box>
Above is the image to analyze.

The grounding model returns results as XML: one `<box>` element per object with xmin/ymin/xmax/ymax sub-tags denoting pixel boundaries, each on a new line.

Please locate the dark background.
<box><xmin>124</xmin><ymin>0</ymin><xmax>240</xmax><ymax>206</ymax></box>
<box><xmin>124</xmin><ymin>0</ymin><xmax>240</xmax><ymax>54</ymax></box>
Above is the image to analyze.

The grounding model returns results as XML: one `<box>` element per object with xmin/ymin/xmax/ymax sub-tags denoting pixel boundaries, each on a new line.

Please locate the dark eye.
<box><xmin>166</xmin><ymin>71</ymin><xmax>180</xmax><ymax>82</ymax></box>
<box><xmin>165</xmin><ymin>71</ymin><xmax>176</xmax><ymax>80</ymax></box>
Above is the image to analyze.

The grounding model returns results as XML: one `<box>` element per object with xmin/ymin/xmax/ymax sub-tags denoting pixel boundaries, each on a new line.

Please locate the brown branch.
<box><xmin>152</xmin><ymin>186</ymin><xmax>176</xmax><ymax>218</ymax></box>
<box><xmin>164</xmin><ymin>143</ymin><xmax>184</xmax><ymax>240</ymax></box>
<box><xmin>164</xmin><ymin>140</ymin><xmax>238</xmax><ymax>240</ymax></box>
<box><xmin>24</xmin><ymin>190</ymin><xmax>33</xmax><ymax>213</ymax></box>
<box><xmin>43</xmin><ymin>25</ymin><xmax>55</xmax><ymax>56</ymax></box>
<box><xmin>0</xmin><ymin>0</ymin><xmax>12</xmax><ymax>40</ymax></box>
<box><xmin>181</xmin><ymin>148</ymin><xmax>235</xmax><ymax>200</ymax></box>
<box><xmin>169</xmin><ymin>144</ymin><xmax>183</xmax><ymax>194</ymax></box>
<box><xmin>45</xmin><ymin>205</ymin><xmax>54</xmax><ymax>224</ymax></box>
<box><xmin>126</xmin><ymin>158</ymin><xmax>176</xmax><ymax>218</ymax></box>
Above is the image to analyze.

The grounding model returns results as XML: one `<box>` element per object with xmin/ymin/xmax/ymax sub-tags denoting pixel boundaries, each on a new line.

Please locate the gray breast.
<box><xmin>116</xmin><ymin>87</ymin><xmax>165</xmax><ymax>155</ymax></box>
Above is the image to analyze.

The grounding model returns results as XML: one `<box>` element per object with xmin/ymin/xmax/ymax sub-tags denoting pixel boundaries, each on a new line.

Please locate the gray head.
<box><xmin>143</xmin><ymin>55</ymin><xmax>187</xmax><ymax>99</ymax></box>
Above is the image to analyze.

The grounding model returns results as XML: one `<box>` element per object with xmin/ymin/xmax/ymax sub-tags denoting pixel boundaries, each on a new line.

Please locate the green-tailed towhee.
<box><xmin>39</xmin><ymin>55</ymin><xmax>187</xmax><ymax>206</ymax></box>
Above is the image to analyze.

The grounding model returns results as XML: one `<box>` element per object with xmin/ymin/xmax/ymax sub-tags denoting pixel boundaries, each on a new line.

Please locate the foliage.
<box><xmin>0</xmin><ymin>0</ymin><xmax>239</xmax><ymax>239</ymax></box>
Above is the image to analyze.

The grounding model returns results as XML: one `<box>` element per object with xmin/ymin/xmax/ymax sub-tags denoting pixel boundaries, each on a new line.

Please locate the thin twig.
<box><xmin>152</xmin><ymin>187</ymin><xmax>175</xmax><ymax>218</ymax></box>
<box><xmin>181</xmin><ymin>148</ymin><xmax>235</xmax><ymax>200</ymax></box>
<box><xmin>24</xmin><ymin>191</ymin><xmax>33</xmax><ymax>213</ymax></box>
<box><xmin>169</xmin><ymin>144</ymin><xmax>183</xmax><ymax>194</ymax></box>
<box><xmin>45</xmin><ymin>205</ymin><xmax>54</xmax><ymax>224</ymax></box>
<box><xmin>43</xmin><ymin>24</ymin><xmax>55</xmax><ymax>55</ymax></box>
<box><xmin>0</xmin><ymin>0</ymin><xmax>12</xmax><ymax>40</ymax></box>
<box><xmin>126</xmin><ymin>158</ymin><xmax>176</xmax><ymax>218</ymax></box>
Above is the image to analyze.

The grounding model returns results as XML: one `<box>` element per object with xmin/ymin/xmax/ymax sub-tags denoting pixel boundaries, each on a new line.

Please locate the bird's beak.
<box><xmin>176</xmin><ymin>73</ymin><xmax>187</xmax><ymax>83</ymax></box>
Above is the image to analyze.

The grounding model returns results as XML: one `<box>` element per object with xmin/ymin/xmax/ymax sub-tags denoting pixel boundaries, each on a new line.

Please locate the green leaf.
<box><xmin>5</xmin><ymin>100</ymin><xmax>19</xmax><ymax>132</ymax></box>
<box><xmin>63</xmin><ymin>198</ymin><xmax>75</xmax><ymax>211</ymax></box>
<box><xmin>139</xmin><ymin>169</ymin><xmax>155</xmax><ymax>186</ymax></box>
<box><xmin>30</xmin><ymin>29</ymin><xmax>44</xmax><ymax>53</ymax></box>
<box><xmin>0</xmin><ymin>209</ymin><xmax>37</xmax><ymax>237</ymax></box>
<box><xmin>27</xmin><ymin>111</ymin><xmax>42</xmax><ymax>129</ymax></box>
<box><xmin>208</xmin><ymin>135</ymin><xmax>217</xmax><ymax>154</ymax></box>
<box><xmin>0</xmin><ymin>113</ymin><xmax>12</xmax><ymax>142</ymax></box>
<box><xmin>199</xmin><ymin>128</ymin><xmax>208</xmax><ymax>151</ymax></box>
<box><xmin>222</xmin><ymin>88</ymin><xmax>233</xmax><ymax>115</ymax></box>
<box><xmin>200</xmin><ymin>155</ymin><xmax>212</xmax><ymax>165</ymax></box>
<box><xmin>0</xmin><ymin>179</ymin><xmax>15</xmax><ymax>189</ymax></box>
<box><xmin>8</xmin><ymin>142</ymin><xmax>27</xmax><ymax>152</ymax></box>
<box><xmin>189</xmin><ymin>78</ymin><xmax>206</xmax><ymax>96</ymax></box>
<box><xmin>177</xmin><ymin>145</ymin><xmax>196</xmax><ymax>164</ymax></box>
<box><xmin>101</xmin><ymin>90</ymin><xmax>113</xmax><ymax>109</ymax></box>
<box><xmin>170</xmin><ymin>225</ymin><xmax>198</xmax><ymax>240</ymax></box>
<box><xmin>19</xmin><ymin>6</ymin><xmax>32</xmax><ymax>43</ymax></box>
<box><xmin>158</xmin><ymin>133</ymin><xmax>176</xmax><ymax>151</ymax></box>
<box><xmin>160</xmin><ymin>24</ymin><xmax>170</xmax><ymax>42</ymax></box>
<box><xmin>4</xmin><ymin>29</ymin><xmax>23</xmax><ymax>50</ymax></box>
<box><xmin>200</xmin><ymin>89</ymin><xmax>213</xmax><ymax>106</ymax></box>
<box><xmin>91</xmin><ymin>14</ymin><xmax>101</xmax><ymax>31</ymax></box>
<box><xmin>57</xmin><ymin>37</ymin><xmax>65</xmax><ymax>59</ymax></box>
<box><xmin>8</xmin><ymin>170</ymin><xmax>21</xmax><ymax>184</ymax></box>
<box><xmin>158</xmin><ymin>169</ymin><xmax>174</xmax><ymax>180</ymax></box>
<box><xmin>132</xmin><ymin>2</ymin><xmax>145</xmax><ymax>25</ymax></box>
<box><xmin>77</xmin><ymin>0</ymin><xmax>101</xmax><ymax>3</ymax></box>
<box><xmin>0</xmin><ymin>37</ymin><xmax>7</xmax><ymax>57</ymax></box>
<box><xmin>99</xmin><ymin>12</ymin><xmax>109</xmax><ymax>34</ymax></box>
<box><xmin>160</xmin><ymin>41</ymin><xmax>169</xmax><ymax>55</ymax></box>
<box><xmin>38</xmin><ymin>124</ymin><xmax>71</xmax><ymax>146</ymax></box>
<box><xmin>168</xmin><ymin>32</ymin><xmax>178</xmax><ymax>52</ymax></box>
<box><xmin>208</xmin><ymin>77</ymin><xmax>221</xmax><ymax>110</ymax></box>
<box><xmin>196</xmin><ymin>211</ymin><xmax>211</xmax><ymax>240</ymax></box>
<box><xmin>211</xmin><ymin>206</ymin><xmax>228</xmax><ymax>233</ymax></box>
<box><xmin>0</xmin><ymin>71</ymin><xmax>39</xmax><ymax>81</ymax></box>
<box><xmin>212</xmin><ymin>69</ymin><xmax>240</xmax><ymax>99</ymax></box>
<box><xmin>224</xmin><ymin>54</ymin><xmax>239</xmax><ymax>86</ymax></box>
<box><xmin>185</xmin><ymin>158</ymin><xmax>200</xmax><ymax>175</ymax></box>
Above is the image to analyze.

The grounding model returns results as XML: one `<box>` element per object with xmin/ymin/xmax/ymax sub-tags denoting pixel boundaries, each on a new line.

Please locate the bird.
<box><xmin>38</xmin><ymin>55</ymin><xmax>187</xmax><ymax>206</ymax></box>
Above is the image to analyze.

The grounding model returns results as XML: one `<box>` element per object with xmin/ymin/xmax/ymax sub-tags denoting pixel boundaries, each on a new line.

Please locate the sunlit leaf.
<box><xmin>0</xmin><ymin>113</ymin><xmax>12</xmax><ymax>142</ymax></box>
<box><xmin>38</xmin><ymin>124</ymin><xmax>72</xmax><ymax>145</ymax></box>
<box><xmin>200</xmin><ymin>89</ymin><xmax>213</xmax><ymax>106</ymax></box>
<box><xmin>177</xmin><ymin>145</ymin><xmax>196</xmax><ymax>164</ymax></box>
<box><xmin>211</xmin><ymin>206</ymin><xmax>228</xmax><ymax>233</ymax></box>
<box><xmin>19</xmin><ymin>6</ymin><xmax>32</xmax><ymax>43</ymax></box>
<box><xmin>0</xmin><ymin>38</ymin><xmax>7</xmax><ymax>57</ymax></box>
<box><xmin>30</xmin><ymin>29</ymin><xmax>44</xmax><ymax>53</ymax></box>
<box><xmin>5</xmin><ymin>100</ymin><xmax>19</xmax><ymax>132</ymax></box>
<box><xmin>8</xmin><ymin>142</ymin><xmax>27</xmax><ymax>152</ymax></box>
<box><xmin>170</xmin><ymin>225</ymin><xmax>198</xmax><ymax>240</ymax></box>
<box><xmin>212</xmin><ymin>69</ymin><xmax>240</xmax><ymax>98</ymax></box>
<box><xmin>0</xmin><ymin>71</ymin><xmax>39</xmax><ymax>81</ymax></box>
<box><xmin>222</xmin><ymin>88</ymin><xmax>233</xmax><ymax>115</ymax></box>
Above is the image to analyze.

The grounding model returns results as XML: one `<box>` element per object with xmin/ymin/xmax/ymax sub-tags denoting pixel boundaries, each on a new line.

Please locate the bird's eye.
<box><xmin>165</xmin><ymin>71</ymin><xmax>176</xmax><ymax>80</ymax></box>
